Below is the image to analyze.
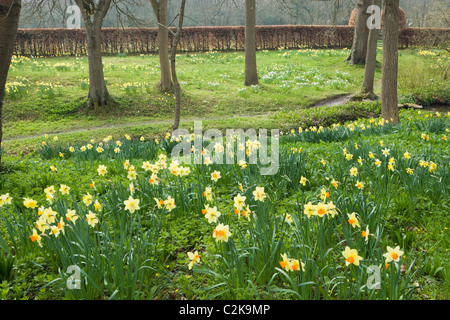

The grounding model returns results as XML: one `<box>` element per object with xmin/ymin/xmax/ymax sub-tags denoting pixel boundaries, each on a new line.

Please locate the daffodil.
<box><xmin>279</xmin><ymin>253</ymin><xmax>292</xmax><ymax>271</ymax></box>
<box><xmin>316</xmin><ymin>202</ymin><xmax>328</xmax><ymax>217</ymax></box>
<box><xmin>213</xmin><ymin>223</ymin><xmax>232</xmax><ymax>242</ymax></box>
<box><xmin>279</xmin><ymin>253</ymin><xmax>304</xmax><ymax>272</ymax></box>
<box><xmin>233</xmin><ymin>194</ymin><xmax>246</xmax><ymax>211</ymax></box>
<box><xmin>187</xmin><ymin>251</ymin><xmax>200</xmax><ymax>270</ymax></box>
<box><xmin>124</xmin><ymin>196</ymin><xmax>140</xmax><ymax>213</ymax></box>
<box><xmin>66</xmin><ymin>209</ymin><xmax>79</xmax><ymax>223</ymax></box>
<box><xmin>362</xmin><ymin>225</ymin><xmax>369</xmax><ymax>243</ymax></box>
<box><xmin>127</xmin><ymin>170</ymin><xmax>137</xmax><ymax>181</ymax></box>
<box><xmin>142</xmin><ymin>161</ymin><xmax>152</xmax><ymax>171</ymax></box>
<box><xmin>97</xmin><ymin>165</ymin><xmax>107</xmax><ymax>176</ymax></box>
<box><xmin>30</xmin><ymin>229</ymin><xmax>43</xmax><ymax>247</ymax></box>
<box><xmin>303</xmin><ymin>202</ymin><xmax>315</xmax><ymax>218</ymax></box>
<box><xmin>154</xmin><ymin>198</ymin><xmax>165</xmax><ymax>209</ymax></box>
<box><xmin>331</xmin><ymin>179</ymin><xmax>339</xmax><ymax>189</ymax></box>
<box><xmin>347</xmin><ymin>212</ymin><xmax>361</xmax><ymax>228</ymax></box>
<box><xmin>164</xmin><ymin>196</ymin><xmax>176</xmax><ymax>212</ymax></box>
<box><xmin>319</xmin><ymin>188</ymin><xmax>330</xmax><ymax>202</ymax></box>
<box><xmin>50</xmin><ymin>225</ymin><xmax>60</xmax><ymax>237</ymax></box>
<box><xmin>355</xmin><ymin>181</ymin><xmax>364</xmax><ymax>190</ymax></box>
<box><xmin>383</xmin><ymin>246</ymin><xmax>404</xmax><ymax>263</ymax></box>
<box><xmin>94</xmin><ymin>200</ymin><xmax>102</xmax><ymax>212</ymax></box>
<box><xmin>204</xmin><ymin>206</ymin><xmax>221</xmax><ymax>224</ymax></box>
<box><xmin>59</xmin><ymin>184</ymin><xmax>70</xmax><ymax>195</ymax></box>
<box><xmin>0</xmin><ymin>193</ymin><xmax>12</xmax><ymax>207</ymax></box>
<box><xmin>211</xmin><ymin>170</ymin><xmax>221</xmax><ymax>182</ymax></box>
<box><xmin>86</xmin><ymin>210</ymin><xmax>99</xmax><ymax>228</ymax></box>
<box><xmin>350</xmin><ymin>167</ymin><xmax>358</xmax><ymax>177</ymax></box>
<box><xmin>203</xmin><ymin>187</ymin><xmax>213</xmax><ymax>201</ymax></box>
<box><xmin>299</xmin><ymin>176</ymin><xmax>308</xmax><ymax>186</ymax></box>
<box><xmin>23</xmin><ymin>198</ymin><xmax>38</xmax><ymax>209</ymax></box>
<box><xmin>253</xmin><ymin>186</ymin><xmax>267</xmax><ymax>202</ymax></box>
<box><xmin>342</xmin><ymin>246</ymin><xmax>363</xmax><ymax>266</ymax></box>
<box><xmin>374</xmin><ymin>159</ymin><xmax>382</xmax><ymax>167</ymax></box>
<box><xmin>82</xmin><ymin>193</ymin><xmax>93</xmax><ymax>206</ymax></box>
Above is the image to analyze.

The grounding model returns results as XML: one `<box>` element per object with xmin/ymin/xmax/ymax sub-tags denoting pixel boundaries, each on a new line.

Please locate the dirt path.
<box><xmin>4</xmin><ymin>93</ymin><xmax>355</xmax><ymax>143</ymax></box>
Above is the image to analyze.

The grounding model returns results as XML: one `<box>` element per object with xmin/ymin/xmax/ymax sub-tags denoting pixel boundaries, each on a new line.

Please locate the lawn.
<box><xmin>0</xmin><ymin>47</ymin><xmax>449</xmax><ymax>301</ymax></box>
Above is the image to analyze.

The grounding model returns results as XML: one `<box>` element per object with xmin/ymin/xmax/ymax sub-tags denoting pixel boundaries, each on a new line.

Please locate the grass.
<box><xmin>0</xmin><ymin>47</ymin><xmax>449</xmax><ymax>301</ymax></box>
<box><xmin>0</xmin><ymin>108</ymin><xmax>449</xmax><ymax>300</ymax></box>
<box><xmin>3</xmin><ymin>48</ymin><xmax>366</xmax><ymax>144</ymax></box>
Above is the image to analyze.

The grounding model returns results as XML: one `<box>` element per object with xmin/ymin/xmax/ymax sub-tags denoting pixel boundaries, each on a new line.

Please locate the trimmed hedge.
<box><xmin>13</xmin><ymin>25</ymin><xmax>450</xmax><ymax>57</ymax></box>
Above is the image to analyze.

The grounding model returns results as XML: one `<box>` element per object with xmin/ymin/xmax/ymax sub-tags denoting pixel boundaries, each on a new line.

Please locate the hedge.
<box><xmin>13</xmin><ymin>25</ymin><xmax>450</xmax><ymax>57</ymax></box>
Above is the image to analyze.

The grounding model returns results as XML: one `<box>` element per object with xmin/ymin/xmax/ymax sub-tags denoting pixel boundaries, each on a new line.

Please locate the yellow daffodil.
<box><xmin>86</xmin><ymin>210</ymin><xmax>99</xmax><ymax>228</ymax></box>
<box><xmin>355</xmin><ymin>181</ymin><xmax>364</xmax><ymax>190</ymax></box>
<box><xmin>23</xmin><ymin>198</ymin><xmax>38</xmax><ymax>209</ymax></box>
<box><xmin>0</xmin><ymin>194</ymin><xmax>12</xmax><ymax>207</ymax></box>
<box><xmin>204</xmin><ymin>206</ymin><xmax>221</xmax><ymax>224</ymax></box>
<box><xmin>164</xmin><ymin>196</ymin><xmax>176</xmax><ymax>212</ymax></box>
<box><xmin>187</xmin><ymin>251</ymin><xmax>200</xmax><ymax>270</ymax></box>
<box><xmin>213</xmin><ymin>223</ymin><xmax>232</xmax><ymax>242</ymax></box>
<box><xmin>82</xmin><ymin>193</ymin><xmax>93</xmax><ymax>206</ymax></box>
<box><xmin>347</xmin><ymin>212</ymin><xmax>361</xmax><ymax>228</ymax></box>
<box><xmin>211</xmin><ymin>170</ymin><xmax>221</xmax><ymax>182</ymax></box>
<box><xmin>59</xmin><ymin>184</ymin><xmax>70</xmax><ymax>195</ymax></box>
<box><xmin>342</xmin><ymin>246</ymin><xmax>363</xmax><ymax>266</ymax></box>
<box><xmin>203</xmin><ymin>187</ymin><xmax>213</xmax><ymax>201</ymax></box>
<box><xmin>233</xmin><ymin>194</ymin><xmax>246</xmax><ymax>211</ymax></box>
<box><xmin>253</xmin><ymin>186</ymin><xmax>267</xmax><ymax>202</ymax></box>
<box><xmin>303</xmin><ymin>202</ymin><xmax>315</xmax><ymax>218</ymax></box>
<box><xmin>66</xmin><ymin>209</ymin><xmax>79</xmax><ymax>223</ymax></box>
<box><xmin>124</xmin><ymin>196</ymin><xmax>140</xmax><ymax>213</ymax></box>
<box><xmin>30</xmin><ymin>229</ymin><xmax>43</xmax><ymax>247</ymax></box>
<box><xmin>362</xmin><ymin>225</ymin><xmax>369</xmax><ymax>243</ymax></box>
<box><xmin>299</xmin><ymin>176</ymin><xmax>308</xmax><ymax>186</ymax></box>
<box><xmin>97</xmin><ymin>165</ymin><xmax>107</xmax><ymax>176</ymax></box>
<box><xmin>383</xmin><ymin>246</ymin><xmax>404</xmax><ymax>263</ymax></box>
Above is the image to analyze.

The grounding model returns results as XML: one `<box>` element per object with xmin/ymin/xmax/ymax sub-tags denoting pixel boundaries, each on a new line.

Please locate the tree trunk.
<box><xmin>171</xmin><ymin>0</ymin><xmax>187</xmax><ymax>131</ymax></box>
<box><xmin>86</xmin><ymin>21</ymin><xmax>110</xmax><ymax>112</ymax></box>
<box><xmin>0</xmin><ymin>0</ymin><xmax>21</xmax><ymax>168</ymax></box>
<box><xmin>74</xmin><ymin>0</ymin><xmax>112</xmax><ymax>112</ymax></box>
<box><xmin>381</xmin><ymin>0</ymin><xmax>400</xmax><ymax>123</ymax></box>
<box><xmin>151</xmin><ymin>0</ymin><xmax>172</xmax><ymax>92</ymax></box>
<box><xmin>244</xmin><ymin>0</ymin><xmax>258</xmax><ymax>86</ymax></box>
<box><xmin>362</xmin><ymin>0</ymin><xmax>381</xmax><ymax>99</ymax></box>
<box><xmin>347</xmin><ymin>0</ymin><xmax>371</xmax><ymax>65</ymax></box>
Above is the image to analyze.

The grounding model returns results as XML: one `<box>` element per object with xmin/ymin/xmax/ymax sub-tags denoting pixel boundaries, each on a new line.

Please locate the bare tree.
<box><xmin>381</xmin><ymin>0</ymin><xmax>400</xmax><ymax>123</ymax></box>
<box><xmin>150</xmin><ymin>0</ymin><xmax>172</xmax><ymax>91</ymax></box>
<box><xmin>244</xmin><ymin>0</ymin><xmax>258</xmax><ymax>86</ymax></box>
<box><xmin>347</xmin><ymin>0</ymin><xmax>371</xmax><ymax>65</ymax></box>
<box><xmin>0</xmin><ymin>0</ymin><xmax>21</xmax><ymax>168</ymax></box>
<box><xmin>158</xmin><ymin>0</ymin><xmax>186</xmax><ymax>130</ymax></box>
<box><xmin>362</xmin><ymin>0</ymin><xmax>381</xmax><ymax>99</ymax></box>
<box><xmin>72</xmin><ymin>0</ymin><xmax>113</xmax><ymax>111</ymax></box>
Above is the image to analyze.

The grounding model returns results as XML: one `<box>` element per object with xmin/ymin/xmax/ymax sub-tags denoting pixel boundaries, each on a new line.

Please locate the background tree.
<box><xmin>166</xmin><ymin>0</ymin><xmax>186</xmax><ymax>131</ymax></box>
<box><xmin>381</xmin><ymin>0</ymin><xmax>400</xmax><ymax>123</ymax></box>
<box><xmin>73</xmin><ymin>0</ymin><xmax>113</xmax><ymax>111</ymax></box>
<box><xmin>244</xmin><ymin>0</ymin><xmax>258</xmax><ymax>86</ymax></box>
<box><xmin>150</xmin><ymin>0</ymin><xmax>172</xmax><ymax>91</ymax></box>
<box><xmin>362</xmin><ymin>0</ymin><xmax>381</xmax><ymax>99</ymax></box>
<box><xmin>346</xmin><ymin>0</ymin><xmax>371</xmax><ymax>65</ymax></box>
<box><xmin>0</xmin><ymin>0</ymin><xmax>21</xmax><ymax>168</ymax></box>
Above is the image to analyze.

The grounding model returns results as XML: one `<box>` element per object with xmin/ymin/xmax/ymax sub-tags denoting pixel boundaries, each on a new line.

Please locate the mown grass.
<box><xmin>5</xmin><ymin>46</ymin><xmax>448</xmax><ymax>152</ymax></box>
